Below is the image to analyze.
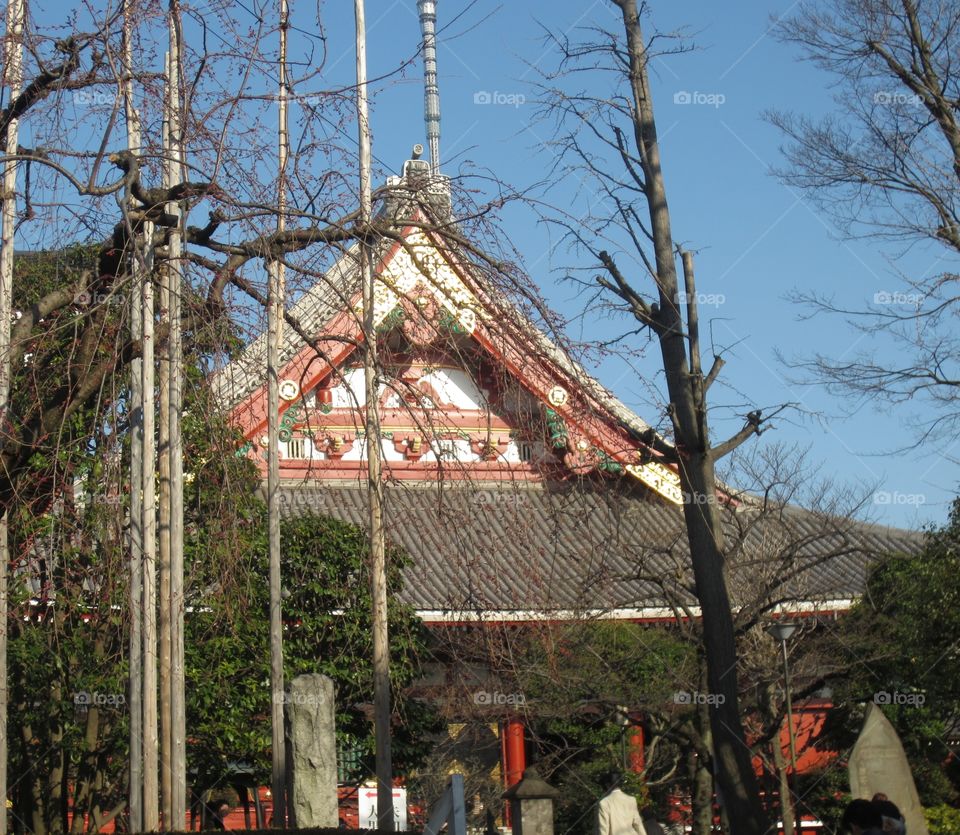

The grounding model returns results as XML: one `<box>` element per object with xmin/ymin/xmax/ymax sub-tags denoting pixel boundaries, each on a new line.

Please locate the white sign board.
<box><xmin>358</xmin><ymin>787</ymin><xmax>407</xmax><ymax>831</ymax></box>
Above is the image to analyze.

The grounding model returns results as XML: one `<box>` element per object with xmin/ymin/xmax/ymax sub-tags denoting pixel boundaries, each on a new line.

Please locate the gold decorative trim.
<box><xmin>625</xmin><ymin>461</ymin><xmax>683</xmax><ymax>505</ymax></box>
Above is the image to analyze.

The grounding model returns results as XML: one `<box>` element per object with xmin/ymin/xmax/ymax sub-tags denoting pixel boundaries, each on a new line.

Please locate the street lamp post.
<box><xmin>767</xmin><ymin>622</ymin><xmax>801</xmax><ymax>835</ymax></box>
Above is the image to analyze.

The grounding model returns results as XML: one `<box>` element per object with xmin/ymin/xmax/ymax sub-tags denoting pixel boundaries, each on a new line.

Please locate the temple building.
<box><xmin>211</xmin><ymin>154</ymin><xmax>918</xmax><ymax>820</ymax></box>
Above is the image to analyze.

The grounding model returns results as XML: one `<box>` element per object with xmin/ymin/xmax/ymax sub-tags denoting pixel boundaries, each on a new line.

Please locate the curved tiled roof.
<box><xmin>274</xmin><ymin>480</ymin><xmax>921</xmax><ymax>618</ymax></box>
<box><xmin>218</xmin><ymin>185</ymin><xmax>922</xmax><ymax>620</ymax></box>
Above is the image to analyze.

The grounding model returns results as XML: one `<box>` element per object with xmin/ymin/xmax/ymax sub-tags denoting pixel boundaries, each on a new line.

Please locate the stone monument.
<box><xmin>286</xmin><ymin>673</ymin><xmax>339</xmax><ymax>827</ymax></box>
<box><xmin>849</xmin><ymin>702</ymin><xmax>928</xmax><ymax>835</ymax></box>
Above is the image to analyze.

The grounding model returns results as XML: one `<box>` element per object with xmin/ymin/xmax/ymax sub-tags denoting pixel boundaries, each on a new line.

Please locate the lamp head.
<box><xmin>766</xmin><ymin>622</ymin><xmax>800</xmax><ymax>642</ymax></box>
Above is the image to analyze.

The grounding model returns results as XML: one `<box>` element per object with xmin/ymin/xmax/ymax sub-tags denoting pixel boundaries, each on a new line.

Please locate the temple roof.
<box><xmin>272</xmin><ymin>480</ymin><xmax>921</xmax><ymax>620</ymax></box>
<box><xmin>211</xmin><ymin>241</ymin><xmax>364</xmax><ymax>414</ymax></box>
<box><xmin>215</xmin><ymin>173</ymin><xmax>923</xmax><ymax>618</ymax></box>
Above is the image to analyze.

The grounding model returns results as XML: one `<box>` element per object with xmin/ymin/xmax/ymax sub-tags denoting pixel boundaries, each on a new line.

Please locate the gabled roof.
<box><xmin>212</xmin><ymin>200</ymin><xmax>684</xmax><ymax>502</ymax></box>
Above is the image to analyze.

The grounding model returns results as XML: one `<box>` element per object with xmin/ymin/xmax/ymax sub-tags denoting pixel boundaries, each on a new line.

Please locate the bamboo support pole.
<box><xmin>355</xmin><ymin>1</ymin><xmax>394</xmax><ymax>827</ymax></box>
<box><xmin>122</xmin><ymin>4</ymin><xmax>144</xmax><ymax>828</ymax></box>
<box><xmin>267</xmin><ymin>0</ymin><xmax>290</xmax><ymax>824</ymax></box>
<box><xmin>0</xmin><ymin>2</ymin><xmax>24</xmax><ymax>831</ymax></box>
<box><xmin>166</xmin><ymin>3</ymin><xmax>187</xmax><ymax>823</ymax></box>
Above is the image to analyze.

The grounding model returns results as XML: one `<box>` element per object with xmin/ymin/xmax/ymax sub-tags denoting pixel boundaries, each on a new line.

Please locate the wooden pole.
<box><xmin>122</xmin><ymin>4</ymin><xmax>144</xmax><ymax>829</ymax></box>
<box><xmin>158</xmin><ymin>49</ymin><xmax>173</xmax><ymax>826</ymax></box>
<box><xmin>267</xmin><ymin>0</ymin><xmax>289</xmax><ymax>824</ymax></box>
<box><xmin>166</xmin><ymin>2</ymin><xmax>187</xmax><ymax>825</ymax></box>
<box><xmin>141</xmin><ymin>212</ymin><xmax>159</xmax><ymax>830</ymax></box>
<box><xmin>0</xmin><ymin>3</ymin><xmax>24</xmax><ymax>831</ymax></box>
<box><xmin>354</xmin><ymin>1</ymin><xmax>394</xmax><ymax>828</ymax></box>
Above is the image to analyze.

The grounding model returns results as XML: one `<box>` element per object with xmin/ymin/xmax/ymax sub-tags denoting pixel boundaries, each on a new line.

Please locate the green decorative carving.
<box><xmin>236</xmin><ymin>441</ymin><xmax>254</xmax><ymax>458</ymax></box>
<box><xmin>438</xmin><ymin>309</ymin><xmax>467</xmax><ymax>335</ymax></box>
<box><xmin>545</xmin><ymin>408</ymin><xmax>568</xmax><ymax>449</ymax></box>
<box><xmin>595</xmin><ymin>449</ymin><xmax>624</xmax><ymax>474</ymax></box>
<box><xmin>278</xmin><ymin>402</ymin><xmax>303</xmax><ymax>442</ymax></box>
<box><xmin>377</xmin><ymin>306</ymin><xmax>406</xmax><ymax>334</ymax></box>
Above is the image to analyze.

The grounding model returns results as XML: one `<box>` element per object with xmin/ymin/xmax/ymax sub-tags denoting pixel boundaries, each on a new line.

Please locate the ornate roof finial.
<box><xmin>417</xmin><ymin>0</ymin><xmax>441</xmax><ymax>175</ymax></box>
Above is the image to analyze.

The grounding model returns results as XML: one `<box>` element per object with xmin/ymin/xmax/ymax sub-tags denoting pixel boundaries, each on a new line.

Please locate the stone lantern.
<box><xmin>502</xmin><ymin>767</ymin><xmax>560</xmax><ymax>835</ymax></box>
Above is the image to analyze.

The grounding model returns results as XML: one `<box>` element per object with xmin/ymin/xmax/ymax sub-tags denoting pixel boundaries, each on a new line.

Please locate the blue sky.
<box><xmin>23</xmin><ymin>0</ymin><xmax>946</xmax><ymax>530</ymax></box>
<box><xmin>291</xmin><ymin>0</ymin><xmax>958</xmax><ymax>531</ymax></box>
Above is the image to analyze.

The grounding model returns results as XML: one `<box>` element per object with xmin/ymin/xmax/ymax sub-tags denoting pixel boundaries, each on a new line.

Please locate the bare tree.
<box><xmin>0</xmin><ymin>3</ymin><xmax>406</xmax><ymax>830</ymax></box>
<box><xmin>0</xmin><ymin>0</ymin><xmax>376</xmax><ymax>523</ymax></box>
<box><xmin>769</xmin><ymin>0</ymin><xmax>960</xmax><ymax>444</ymax></box>
<box><xmin>531</xmin><ymin>1</ymin><xmax>800</xmax><ymax>830</ymax></box>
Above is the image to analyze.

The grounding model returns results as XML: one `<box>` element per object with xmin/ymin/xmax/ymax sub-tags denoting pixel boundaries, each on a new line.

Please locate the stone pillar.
<box><xmin>286</xmin><ymin>673</ymin><xmax>339</xmax><ymax>827</ymax></box>
<box><xmin>502</xmin><ymin>767</ymin><xmax>560</xmax><ymax>835</ymax></box>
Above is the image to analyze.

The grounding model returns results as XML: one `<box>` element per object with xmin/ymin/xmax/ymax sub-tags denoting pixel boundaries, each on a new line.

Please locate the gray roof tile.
<box><xmin>275</xmin><ymin>480</ymin><xmax>921</xmax><ymax>617</ymax></box>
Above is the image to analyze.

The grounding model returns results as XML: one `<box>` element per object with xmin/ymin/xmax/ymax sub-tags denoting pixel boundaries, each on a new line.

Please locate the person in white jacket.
<box><xmin>596</xmin><ymin>773</ymin><xmax>647</xmax><ymax>835</ymax></box>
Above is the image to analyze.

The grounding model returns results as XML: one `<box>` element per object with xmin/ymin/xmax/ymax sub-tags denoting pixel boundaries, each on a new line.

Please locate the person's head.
<box><xmin>871</xmin><ymin>793</ymin><xmax>888</xmax><ymax>802</ymax></box>
<box><xmin>873</xmin><ymin>800</ymin><xmax>905</xmax><ymax>834</ymax></box>
<box><xmin>217</xmin><ymin>802</ymin><xmax>230</xmax><ymax>817</ymax></box>
<box><xmin>603</xmin><ymin>771</ymin><xmax>623</xmax><ymax>793</ymax></box>
<box><xmin>841</xmin><ymin>799</ymin><xmax>883</xmax><ymax>833</ymax></box>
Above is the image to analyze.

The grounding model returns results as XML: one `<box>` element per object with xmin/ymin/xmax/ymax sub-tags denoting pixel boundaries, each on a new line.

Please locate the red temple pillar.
<box><xmin>628</xmin><ymin>724</ymin><xmax>645</xmax><ymax>773</ymax></box>
<box><xmin>504</xmin><ymin>718</ymin><xmax>526</xmax><ymax>787</ymax></box>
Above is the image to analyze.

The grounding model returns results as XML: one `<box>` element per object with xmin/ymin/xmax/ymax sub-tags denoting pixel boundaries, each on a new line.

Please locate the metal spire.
<box><xmin>417</xmin><ymin>0</ymin><xmax>440</xmax><ymax>175</ymax></box>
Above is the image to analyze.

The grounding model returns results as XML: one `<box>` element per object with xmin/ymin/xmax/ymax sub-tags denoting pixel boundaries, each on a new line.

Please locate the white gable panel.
<box><xmin>417</xmin><ymin>368</ymin><xmax>486</xmax><ymax>410</ymax></box>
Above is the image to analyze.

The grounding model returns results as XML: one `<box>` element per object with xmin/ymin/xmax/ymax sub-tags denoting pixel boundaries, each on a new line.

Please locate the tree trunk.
<box><xmin>19</xmin><ymin>720</ymin><xmax>46</xmax><ymax>835</ymax></box>
<box><xmin>691</xmin><ymin>753</ymin><xmax>713</xmax><ymax>835</ymax></box>
<box><xmin>690</xmin><ymin>694</ymin><xmax>714</xmax><ymax>835</ymax></box>
<box><xmin>613</xmin><ymin>2</ymin><xmax>770</xmax><ymax>831</ymax></box>
<box><xmin>681</xmin><ymin>457</ymin><xmax>767</xmax><ymax>831</ymax></box>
